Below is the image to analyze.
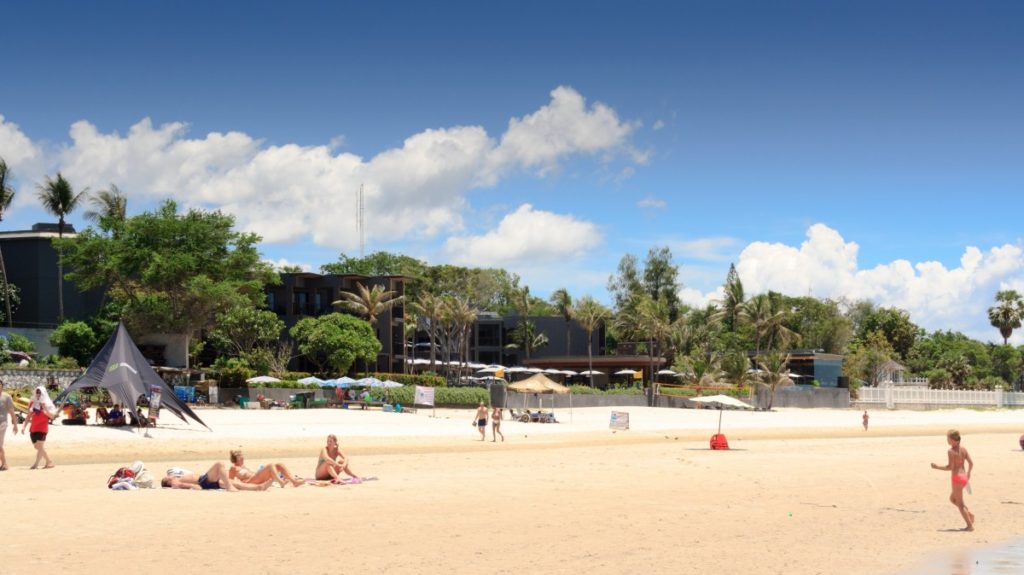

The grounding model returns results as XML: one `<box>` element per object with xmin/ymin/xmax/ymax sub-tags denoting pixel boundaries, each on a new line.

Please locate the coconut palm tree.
<box><xmin>675</xmin><ymin>351</ymin><xmax>722</xmax><ymax>399</ymax></box>
<box><xmin>0</xmin><ymin>158</ymin><xmax>14</xmax><ymax>326</ymax></box>
<box><xmin>988</xmin><ymin>290</ymin><xmax>1024</xmax><ymax>345</ymax></box>
<box><xmin>721</xmin><ymin>350</ymin><xmax>757</xmax><ymax>399</ymax></box>
<box><xmin>36</xmin><ymin>172</ymin><xmax>87</xmax><ymax>322</ymax></box>
<box><xmin>413</xmin><ymin>292</ymin><xmax>445</xmax><ymax>371</ymax></box>
<box><xmin>757</xmin><ymin>351</ymin><xmax>793</xmax><ymax>410</ymax></box>
<box><xmin>549</xmin><ymin>287</ymin><xmax>574</xmax><ymax>355</ymax></box>
<box><xmin>84</xmin><ymin>183</ymin><xmax>128</xmax><ymax>233</ymax></box>
<box><xmin>333</xmin><ymin>282</ymin><xmax>404</xmax><ymax>372</ymax></box>
<box><xmin>333</xmin><ymin>282</ymin><xmax>405</xmax><ymax>327</ymax></box>
<box><xmin>575</xmin><ymin>296</ymin><xmax>610</xmax><ymax>387</ymax></box>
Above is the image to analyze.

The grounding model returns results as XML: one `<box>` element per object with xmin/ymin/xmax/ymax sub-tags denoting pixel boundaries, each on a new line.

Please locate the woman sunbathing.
<box><xmin>228</xmin><ymin>450</ymin><xmax>304</xmax><ymax>488</ymax></box>
<box><xmin>315</xmin><ymin>434</ymin><xmax>362</xmax><ymax>482</ymax></box>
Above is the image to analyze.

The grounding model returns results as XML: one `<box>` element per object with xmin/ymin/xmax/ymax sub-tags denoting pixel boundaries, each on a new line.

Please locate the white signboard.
<box><xmin>414</xmin><ymin>385</ymin><xmax>435</xmax><ymax>407</ymax></box>
<box><xmin>609</xmin><ymin>411</ymin><xmax>629</xmax><ymax>431</ymax></box>
<box><xmin>148</xmin><ymin>385</ymin><xmax>162</xmax><ymax>421</ymax></box>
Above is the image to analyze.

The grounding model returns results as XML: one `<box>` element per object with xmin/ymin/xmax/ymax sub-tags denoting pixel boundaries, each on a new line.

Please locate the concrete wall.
<box><xmin>136</xmin><ymin>333</ymin><xmax>188</xmax><ymax>368</ymax></box>
<box><xmin>0</xmin><ymin>368</ymin><xmax>84</xmax><ymax>391</ymax></box>
<box><xmin>757</xmin><ymin>386</ymin><xmax>850</xmax><ymax>409</ymax></box>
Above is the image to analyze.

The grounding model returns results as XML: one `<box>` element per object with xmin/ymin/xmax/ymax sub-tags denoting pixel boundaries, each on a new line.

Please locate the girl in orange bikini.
<box><xmin>930</xmin><ymin>429</ymin><xmax>974</xmax><ymax>531</ymax></box>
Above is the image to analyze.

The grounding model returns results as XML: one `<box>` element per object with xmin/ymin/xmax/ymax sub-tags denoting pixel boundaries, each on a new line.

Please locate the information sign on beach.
<box><xmin>148</xmin><ymin>385</ymin><xmax>162</xmax><ymax>421</ymax></box>
<box><xmin>609</xmin><ymin>411</ymin><xmax>629</xmax><ymax>430</ymax></box>
<box><xmin>414</xmin><ymin>385</ymin><xmax>435</xmax><ymax>407</ymax></box>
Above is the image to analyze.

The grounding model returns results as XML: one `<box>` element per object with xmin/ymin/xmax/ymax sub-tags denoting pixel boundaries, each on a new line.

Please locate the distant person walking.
<box><xmin>491</xmin><ymin>406</ymin><xmax>504</xmax><ymax>442</ymax></box>
<box><xmin>930</xmin><ymin>429</ymin><xmax>974</xmax><ymax>531</ymax></box>
<box><xmin>22</xmin><ymin>385</ymin><xmax>56</xmax><ymax>469</ymax></box>
<box><xmin>473</xmin><ymin>401</ymin><xmax>488</xmax><ymax>441</ymax></box>
<box><xmin>0</xmin><ymin>379</ymin><xmax>19</xmax><ymax>471</ymax></box>
<box><xmin>862</xmin><ymin>411</ymin><xmax>869</xmax><ymax>431</ymax></box>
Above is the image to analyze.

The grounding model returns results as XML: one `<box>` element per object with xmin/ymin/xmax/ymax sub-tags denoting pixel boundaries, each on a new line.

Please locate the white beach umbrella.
<box><xmin>559</xmin><ymin>370</ymin><xmax>578</xmax><ymax>376</ymax></box>
<box><xmin>657</xmin><ymin>369</ymin><xmax>677</xmax><ymax>375</ymax></box>
<box><xmin>297</xmin><ymin>376</ymin><xmax>326</xmax><ymax>385</ymax></box>
<box><xmin>690</xmin><ymin>394</ymin><xmax>754</xmax><ymax>435</ymax></box>
<box><xmin>505</xmin><ymin>366</ymin><xmax>529</xmax><ymax>373</ymax></box>
<box><xmin>615</xmin><ymin>369</ymin><xmax>638</xmax><ymax>375</ymax></box>
<box><xmin>476</xmin><ymin>366</ymin><xmax>503</xmax><ymax>374</ymax></box>
<box><xmin>579</xmin><ymin>370</ymin><xmax>603</xmax><ymax>376</ymax></box>
<box><xmin>543</xmin><ymin>368</ymin><xmax>562</xmax><ymax>374</ymax></box>
<box><xmin>526</xmin><ymin>367</ymin><xmax>543</xmax><ymax>374</ymax></box>
<box><xmin>246</xmin><ymin>375</ymin><xmax>281</xmax><ymax>384</ymax></box>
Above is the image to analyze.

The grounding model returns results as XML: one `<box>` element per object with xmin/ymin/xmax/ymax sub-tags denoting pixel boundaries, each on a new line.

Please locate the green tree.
<box><xmin>289</xmin><ymin>313</ymin><xmax>380</xmax><ymax>374</ymax></box>
<box><xmin>784</xmin><ymin>296</ymin><xmax>851</xmax><ymax>354</ymax></box>
<box><xmin>851</xmin><ymin>303</ymin><xmax>919</xmax><ymax>359</ymax></box>
<box><xmin>574</xmin><ymin>296</ymin><xmax>610</xmax><ymax>387</ymax></box>
<box><xmin>37</xmin><ymin>173</ymin><xmax>88</xmax><ymax>322</ymax></box>
<box><xmin>321</xmin><ymin>251</ymin><xmax>428</xmax><ymax>278</ymax></box>
<box><xmin>48</xmin><ymin>321</ymin><xmax>99</xmax><ymax>367</ymax></box>
<box><xmin>989</xmin><ymin>344</ymin><xmax>1022</xmax><ymax>386</ymax></box>
<box><xmin>711</xmin><ymin>264</ymin><xmax>746</xmax><ymax>333</ymax></box>
<box><xmin>721</xmin><ymin>350</ymin><xmax>757</xmax><ymax>397</ymax></box>
<box><xmin>843</xmin><ymin>331</ymin><xmax>894</xmax><ymax>387</ymax></box>
<box><xmin>941</xmin><ymin>355</ymin><xmax>972</xmax><ymax>387</ymax></box>
<box><xmin>988</xmin><ymin>290</ymin><xmax>1024</xmax><ymax>345</ymax></box>
<box><xmin>208</xmin><ymin>305</ymin><xmax>285</xmax><ymax>357</ymax></box>
<box><xmin>57</xmin><ymin>200</ymin><xmax>278</xmax><ymax>369</ymax></box>
<box><xmin>674</xmin><ymin>349</ymin><xmax>723</xmax><ymax>396</ymax></box>
<box><xmin>642</xmin><ymin>247</ymin><xmax>682</xmax><ymax>322</ymax></box>
<box><xmin>549</xmin><ymin>288</ymin><xmax>574</xmax><ymax>355</ymax></box>
<box><xmin>0</xmin><ymin>158</ymin><xmax>15</xmax><ymax>326</ymax></box>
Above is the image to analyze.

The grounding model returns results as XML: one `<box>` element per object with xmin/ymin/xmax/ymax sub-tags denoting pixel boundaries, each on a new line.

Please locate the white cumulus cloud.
<box><xmin>442</xmin><ymin>204</ymin><xmax>602</xmax><ymax>267</ymax></box>
<box><xmin>4</xmin><ymin>86</ymin><xmax>640</xmax><ymax>252</ymax></box>
<box><xmin>681</xmin><ymin>224</ymin><xmax>1024</xmax><ymax>342</ymax></box>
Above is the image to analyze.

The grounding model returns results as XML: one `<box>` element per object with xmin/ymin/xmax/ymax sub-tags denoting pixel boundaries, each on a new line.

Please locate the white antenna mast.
<box><xmin>357</xmin><ymin>183</ymin><xmax>365</xmax><ymax>257</ymax></box>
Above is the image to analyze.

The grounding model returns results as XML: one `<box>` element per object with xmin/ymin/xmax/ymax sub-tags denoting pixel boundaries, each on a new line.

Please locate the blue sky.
<box><xmin>2</xmin><ymin>1</ymin><xmax>1022</xmax><ymax>342</ymax></box>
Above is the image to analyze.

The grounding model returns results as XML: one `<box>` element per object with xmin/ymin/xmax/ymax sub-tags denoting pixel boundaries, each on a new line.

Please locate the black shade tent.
<box><xmin>54</xmin><ymin>322</ymin><xmax>208</xmax><ymax>429</ymax></box>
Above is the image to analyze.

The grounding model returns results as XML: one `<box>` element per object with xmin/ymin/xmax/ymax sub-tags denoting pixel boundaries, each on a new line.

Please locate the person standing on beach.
<box><xmin>491</xmin><ymin>405</ymin><xmax>504</xmax><ymax>442</ymax></box>
<box><xmin>862</xmin><ymin>411</ymin><xmax>869</xmax><ymax>431</ymax></box>
<box><xmin>21</xmin><ymin>386</ymin><xmax>55</xmax><ymax>469</ymax></box>
<box><xmin>473</xmin><ymin>401</ymin><xmax>488</xmax><ymax>441</ymax></box>
<box><xmin>0</xmin><ymin>379</ymin><xmax>19</xmax><ymax>471</ymax></box>
<box><xmin>930</xmin><ymin>429</ymin><xmax>974</xmax><ymax>531</ymax></box>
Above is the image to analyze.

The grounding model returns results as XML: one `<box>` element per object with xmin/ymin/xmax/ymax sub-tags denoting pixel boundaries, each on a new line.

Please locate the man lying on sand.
<box><xmin>161</xmin><ymin>462</ymin><xmax>272</xmax><ymax>491</ymax></box>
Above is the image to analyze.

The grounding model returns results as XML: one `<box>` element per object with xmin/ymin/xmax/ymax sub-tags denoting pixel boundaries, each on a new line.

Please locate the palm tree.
<box><xmin>635</xmin><ymin>294</ymin><xmax>672</xmax><ymax>397</ymax></box>
<box><xmin>413</xmin><ymin>293</ymin><xmax>445</xmax><ymax>371</ymax></box>
<box><xmin>84</xmin><ymin>183</ymin><xmax>128</xmax><ymax>233</ymax></box>
<box><xmin>757</xmin><ymin>351</ymin><xmax>793</xmax><ymax>410</ymax></box>
<box><xmin>721</xmin><ymin>351</ymin><xmax>757</xmax><ymax>399</ymax></box>
<box><xmin>675</xmin><ymin>351</ymin><xmax>722</xmax><ymax>400</ymax></box>
<box><xmin>550</xmin><ymin>287</ymin><xmax>574</xmax><ymax>355</ymax></box>
<box><xmin>512</xmin><ymin>285</ymin><xmax>534</xmax><ymax>360</ymax></box>
<box><xmin>333</xmin><ymin>281</ymin><xmax>405</xmax><ymax>371</ymax></box>
<box><xmin>333</xmin><ymin>282</ymin><xmax>405</xmax><ymax>327</ymax></box>
<box><xmin>988</xmin><ymin>290</ymin><xmax>1024</xmax><ymax>345</ymax></box>
<box><xmin>36</xmin><ymin>172</ymin><xmax>87</xmax><ymax>322</ymax></box>
<box><xmin>403</xmin><ymin>312</ymin><xmax>418</xmax><ymax>374</ymax></box>
<box><xmin>575</xmin><ymin>296</ymin><xmax>610</xmax><ymax>387</ymax></box>
<box><xmin>0</xmin><ymin>158</ymin><xmax>14</xmax><ymax>326</ymax></box>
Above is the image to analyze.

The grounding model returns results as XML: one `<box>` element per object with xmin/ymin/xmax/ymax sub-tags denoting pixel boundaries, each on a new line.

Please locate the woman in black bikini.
<box><xmin>930</xmin><ymin>429</ymin><xmax>974</xmax><ymax>531</ymax></box>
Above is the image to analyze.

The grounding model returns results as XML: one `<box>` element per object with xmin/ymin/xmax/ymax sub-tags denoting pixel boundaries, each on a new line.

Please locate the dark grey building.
<box><xmin>266</xmin><ymin>272</ymin><xmax>407</xmax><ymax>373</ymax></box>
<box><xmin>0</xmin><ymin>223</ymin><xmax>104</xmax><ymax>329</ymax></box>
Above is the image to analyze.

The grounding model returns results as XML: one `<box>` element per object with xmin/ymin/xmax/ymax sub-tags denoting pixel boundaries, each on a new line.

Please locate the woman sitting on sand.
<box><xmin>228</xmin><ymin>449</ymin><xmax>304</xmax><ymax>488</ymax></box>
<box><xmin>315</xmin><ymin>434</ymin><xmax>362</xmax><ymax>482</ymax></box>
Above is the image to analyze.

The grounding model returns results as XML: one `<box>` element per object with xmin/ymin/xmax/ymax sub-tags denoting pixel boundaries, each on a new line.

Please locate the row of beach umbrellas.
<box><xmin>246</xmin><ymin>375</ymin><xmax>403</xmax><ymax>388</ymax></box>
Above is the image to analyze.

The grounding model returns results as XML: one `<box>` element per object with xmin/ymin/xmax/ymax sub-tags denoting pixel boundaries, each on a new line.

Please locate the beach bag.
<box><xmin>107</xmin><ymin>467</ymin><xmax>135</xmax><ymax>488</ymax></box>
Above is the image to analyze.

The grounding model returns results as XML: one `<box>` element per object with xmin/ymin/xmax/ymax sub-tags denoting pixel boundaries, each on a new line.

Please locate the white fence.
<box><xmin>858</xmin><ymin>386</ymin><xmax>1024</xmax><ymax>408</ymax></box>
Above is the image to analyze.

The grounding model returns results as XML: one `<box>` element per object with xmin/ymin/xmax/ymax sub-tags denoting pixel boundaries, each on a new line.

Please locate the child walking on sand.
<box><xmin>930</xmin><ymin>429</ymin><xmax>974</xmax><ymax>531</ymax></box>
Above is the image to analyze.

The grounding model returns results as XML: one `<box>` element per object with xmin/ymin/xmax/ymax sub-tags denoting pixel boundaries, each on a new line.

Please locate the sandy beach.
<box><xmin>1</xmin><ymin>405</ymin><xmax>1021</xmax><ymax>575</ymax></box>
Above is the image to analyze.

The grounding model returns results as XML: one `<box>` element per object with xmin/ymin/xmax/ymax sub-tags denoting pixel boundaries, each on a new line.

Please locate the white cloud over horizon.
<box><xmin>678</xmin><ymin>224</ymin><xmax>1024</xmax><ymax>344</ymax></box>
<box><xmin>442</xmin><ymin>203</ymin><xmax>602</xmax><ymax>267</ymax></box>
<box><xmin>0</xmin><ymin>86</ymin><xmax>637</xmax><ymax>253</ymax></box>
